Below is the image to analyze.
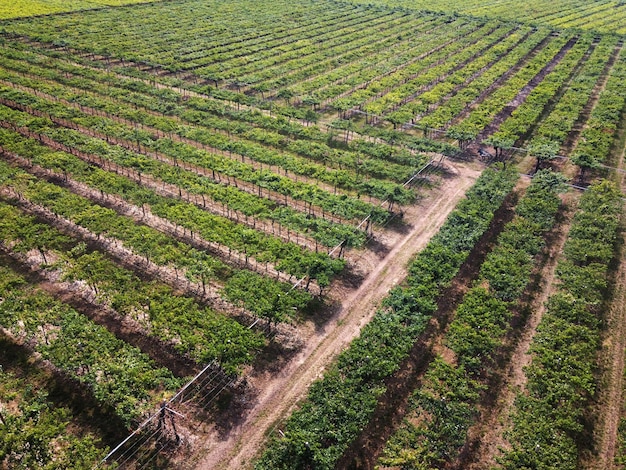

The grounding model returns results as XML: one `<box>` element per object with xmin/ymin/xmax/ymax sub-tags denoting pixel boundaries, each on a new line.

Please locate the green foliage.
<box><xmin>0</xmin><ymin>199</ymin><xmax>265</xmax><ymax>374</ymax></box>
<box><xmin>573</xmin><ymin>50</ymin><xmax>626</xmax><ymax>171</ymax></box>
<box><xmin>0</xmin><ymin>264</ymin><xmax>180</xmax><ymax>427</ymax></box>
<box><xmin>0</xmin><ymin>369</ymin><xmax>105</xmax><ymax>469</ymax></box>
<box><xmin>256</xmin><ymin>167</ymin><xmax>517</xmax><ymax>469</ymax></box>
<box><xmin>380</xmin><ymin>170</ymin><xmax>563</xmax><ymax>467</ymax></box>
<box><xmin>0</xmin><ymin>155</ymin><xmax>315</xmax><ymax>319</ymax></box>
<box><xmin>492</xmin><ymin>33</ymin><xmax>610</xmax><ymax>158</ymax></box>
<box><xmin>0</xmin><ymin>0</ymin><xmax>152</xmax><ymax>19</ymax></box>
<box><xmin>500</xmin><ymin>180</ymin><xmax>622</xmax><ymax>469</ymax></box>
<box><xmin>223</xmin><ymin>271</ymin><xmax>311</xmax><ymax>322</ymax></box>
<box><xmin>344</xmin><ymin>0</ymin><xmax>626</xmax><ymax>35</ymax></box>
<box><xmin>0</xmin><ymin>122</ymin><xmax>345</xmax><ymax>285</ymax></box>
<box><xmin>0</xmin><ymin>50</ymin><xmax>407</xmax><ymax>223</ymax></box>
<box><xmin>383</xmin><ymin>358</ymin><xmax>484</xmax><ymax>468</ymax></box>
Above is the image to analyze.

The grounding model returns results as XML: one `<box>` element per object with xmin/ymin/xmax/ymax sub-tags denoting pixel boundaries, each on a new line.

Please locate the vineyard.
<box><xmin>0</xmin><ymin>0</ymin><xmax>154</xmax><ymax>20</ymax></box>
<box><xmin>349</xmin><ymin>0</ymin><xmax>626</xmax><ymax>35</ymax></box>
<box><xmin>0</xmin><ymin>0</ymin><xmax>625</xmax><ymax>469</ymax></box>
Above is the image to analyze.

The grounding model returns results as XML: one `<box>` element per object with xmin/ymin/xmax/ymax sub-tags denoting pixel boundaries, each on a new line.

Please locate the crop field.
<box><xmin>0</xmin><ymin>0</ymin><xmax>154</xmax><ymax>19</ymax></box>
<box><xmin>350</xmin><ymin>0</ymin><xmax>626</xmax><ymax>35</ymax></box>
<box><xmin>0</xmin><ymin>0</ymin><xmax>625</xmax><ymax>469</ymax></box>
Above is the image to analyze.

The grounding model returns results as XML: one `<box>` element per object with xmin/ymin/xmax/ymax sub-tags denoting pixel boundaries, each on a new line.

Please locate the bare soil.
<box><xmin>335</xmin><ymin>178</ymin><xmax>521</xmax><ymax>470</ymax></box>
<box><xmin>458</xmin><ymin>191</ymin><xmax>577</xmax><ymax>469</ymax></box>
<box><xmin>585</xmin><ymin>110</ymin><xmax>626</xmax><ymax>470</ymax></box>
<box><xmin>476</xmin><ymin>36</ymin><xmax>579</xmax><ymax>142</ymax></box>
<box><xmin>187</xmin><ymin>161</ymin><xmax>483</xmax><ymax>469</ymax></box>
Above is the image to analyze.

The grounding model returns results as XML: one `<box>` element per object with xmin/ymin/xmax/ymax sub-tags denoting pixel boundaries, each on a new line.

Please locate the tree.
<box><xmin>386</xmin><ymin>110</ymin><xmax>412</xmax><ymax>130</ymax></box>
<box><xmin>303</xmin><ymin>109</ymin><xmax>319</xmax><ymax>127</ymax></box>
<box><xmin>570</xmin><ymin>151</ymin><xmax>600</xmax><ymax>184</ymax></box>
<box><xmin>278</xmin><ymin>89</ymin><xmax>295</xmax><ymax>105</ymax></box>
<box><xmin>446</xmin><ymin>126</ymin><xmax>476</xmax><ymax>151</ymax></box>
<box><xmin>302</xmin><ymin>95</ymin><xmax>321</xmax><ymax>111</ymax></box>
<box><xmin>528</xmin><ymin>139</ymin><xmax>559</xmax><ymax>174</ymax></box>
<box><xmin>484</xmin><ymin>134</ymin><xmax>515</xmax><ymax>161</ymax></box>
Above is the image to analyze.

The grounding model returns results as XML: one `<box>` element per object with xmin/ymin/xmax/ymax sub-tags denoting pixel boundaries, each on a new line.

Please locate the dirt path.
<box><xmin>337</xmin><ymin>177</ymin><xmax>521</xmax><ymax>470</ymax></box>
<box><xmin>460</xmin><ymin>191</ymin><xmax>577</xmax><ymax>469</ymax></box>
<box><xmin>189</xmin><ymin>161</ymin><xmax>482</xmax><ymax>469</ymax></box>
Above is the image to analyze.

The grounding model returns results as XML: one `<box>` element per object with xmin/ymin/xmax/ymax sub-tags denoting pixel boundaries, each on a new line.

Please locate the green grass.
<box><xmin>0</xmin><ymin>0</ymin><xmax>156</xmax><ymax>19</ymax></box>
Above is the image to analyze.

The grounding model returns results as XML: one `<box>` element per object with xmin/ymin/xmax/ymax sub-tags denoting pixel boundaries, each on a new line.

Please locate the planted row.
<box><xmin>413</xmin><ymin>27</ymin><xmax>551</xmax><ymax>132</ymax></box>
<box><xmin>362</xmin><ymin>23</ymin><xmax>517</xmax><ymax>119</ymax></box>
<box><xmin>337</xmin><ymin>20</ymin><xmax>495</xmax><ymax>112</ymax></box>
<box><xmin>572</xmin><ymin>46</ymin><xmax>626</xmax><ymax>174</ymax></box>
<box><xmin>447</xmin><ymin>32</ymin><xmax>573</xmax><ymax>141</ymax></box>
<box><xmin>380</xmin><ymin>170</ymin><xmax>564</xmax><ymax>468</ymax></box>
<box><xmin>0</xmin><ymin>40</ymin><xmax>432</xmax><ymax>174</ymax></box>
<box><xmin>266</xmin><ymin>14</ymin><xmax>442</xmax><ymax>100</ymax></box>
<box><xmin>529</xmin><ymin>35</ymin><xmax>616</xmax><ymax>149</ymax></box>
<box><xmin>490</xmin><ymin>34</ymin><xmax>610</xmax><ymax>157</ymax></box>
<box><xmin>255</xmin><ymin>166</ymin><xmax>518</xmax><ymax>469</ymax></box>
<box><xmin>347</xmin><ymin>0</ymin><xmax>626</xmax><ymax>34</ymax></box>
<box><xmin>0</xmin><ymin>107</ymin><xmax>346</xmax><ymax>283</ymax></box>
<box><xmin>0</xmin><ymin>152</ymin><xmax>313</xmax><ymax>321</ymax></box>
<box><xmin>0</xmin><ymin>73</ymin><xmax>396</xmax><ymax>222</ymax></box>
<box><xmin>0</xmin><ymin>262</ymin><xmax>181</xmax><ymax>427</ymax></box>
<box><xmin>2</xmin><ymin>0</ymin><xmax>365</xmax><ymax>72</ymax></box>
<box><xmin>500</xmin><ymin>180</ymin><xmax>622</xmax><ymax>469</ymax></box>
<box><xmin>0</xmin><ymin>94</ymin><xmax>365</xmax><ymax>248</ymax></box>
<box><xmin>0</xmin><ymin>198</ymin><xmax>265</xmax><ymax>374</ymax></box>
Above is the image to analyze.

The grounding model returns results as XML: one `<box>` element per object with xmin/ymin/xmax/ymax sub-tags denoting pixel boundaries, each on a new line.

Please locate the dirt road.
<box><xmin>192</xmin><ymin>162</ymin><xmax>482</xmax><ymax>469</ymax></box>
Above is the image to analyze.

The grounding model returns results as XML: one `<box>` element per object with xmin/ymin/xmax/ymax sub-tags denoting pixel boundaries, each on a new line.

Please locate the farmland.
<box><xmin>350</xmin><ymin>0</ymin><xmax>626</xmax><ymax>35</ymax></box>
<box><xmin>0</xmin><ymin>0</ymin><xmax>625</xmax><ymax>469</ymax></box>
<box><xmin>0</xmin><ymin>0</ymin><xmax>155</xmax><ymax>19</ymax></box>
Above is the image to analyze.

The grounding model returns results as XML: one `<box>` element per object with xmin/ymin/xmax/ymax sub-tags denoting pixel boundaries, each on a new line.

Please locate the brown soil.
<box><xmin>593</xmin><ymin>220</ymin><xmax>626</xmax><ymax>470</ymax></box>
<box><xmin>409</xmin><ymin>27</ymin><xmax>535</xmax><ymax>125</ymax></box>
<box><xmin>335</xmin><ymin>179</ymin><xmax>521</xmax><ymax>470</ymax></box>
<box><xmin>312</xmin><ymin>21</ymin><xmax>452</xmax><ymax>107</ymax></box>
<box><xmin>185</xmin><ymin>161</ymin><xmax>483</xmax><ymax>469</ymax></box>
<box><xmin>586</xmin><ymin>110</ymin><xmax>626</xmax><ymax>470</ymax></box>
<box><xmin>477</xmin><ymin>36</ymin><xmax>579</xmax><ymax>142</ymax></box>
<box><xmin>0</xmin><ymin>241</ymin><xmax>198</xmax><ymax>379</ymax></box>
<box><xmin>0</xmin><ymin>105</ymin><xmax>339</xmax><ymax>250</ymax></box>
<box><xmin>458</xmin><ymin>190</ymin><xmax>578</xmax><ymax>469</ymax></box>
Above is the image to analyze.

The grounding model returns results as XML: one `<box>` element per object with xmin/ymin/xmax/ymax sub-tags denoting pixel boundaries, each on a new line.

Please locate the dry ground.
<box><xmin>188</xmin><ymin>160</ymin><xmax>483</xmax><ymax>469</ymax></box>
